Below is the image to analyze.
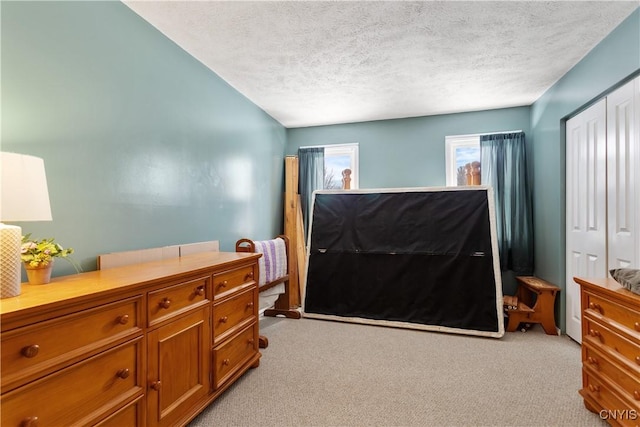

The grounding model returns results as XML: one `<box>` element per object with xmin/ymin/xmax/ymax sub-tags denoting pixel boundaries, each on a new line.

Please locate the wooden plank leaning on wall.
<box><xmin>284</xmin><ymin>156</ymin><xmax>304</xmax><ymax>307</ymax></box>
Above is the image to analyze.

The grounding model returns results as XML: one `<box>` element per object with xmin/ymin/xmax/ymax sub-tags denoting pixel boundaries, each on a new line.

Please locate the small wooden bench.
<box><xmin>504</xmin><ymin>276</ymin><xmax>560</xmax><ymax>335</ymax></box>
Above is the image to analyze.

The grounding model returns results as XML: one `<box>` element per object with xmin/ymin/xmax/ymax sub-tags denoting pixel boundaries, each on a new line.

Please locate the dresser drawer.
<box><xmin>1</xmin><ymin>337</ymin><xmax>143</xmax><ymax>427</ymax></box>
<box><xmin>213</xmin><ymin>286</ymin><xmax>256</xmax><ymax>345</ymax></box>
<box><xmin>582</xmin><ymin>370</ymin><xmax>640</xmax><ymax>425</ymax></box>
<box><xmin>584</xmin><ymin>317</ymin><xmax>640</xmax><ymax>370</ymax></box>
<box><xmin>584</xmin><ymin>342</ymin><xmax>640</xmax><ymax>405</ymax></box>
<box><xmin>148</xmin><ymin>276</ymin><xmax>209</xmax><ymax>326</ymax></box>
<box><xmin>1</xmin><ymin>296</ymin><xmax>142</xmax><ymax>392</ymax></box>
<box><xmin>95</xmin><ymin>395</ymin><xmax>143</xmax><ymax>427</ymax></box>
<box><xmin>213</xmin><ymin>265</ymin><xmax>255</xmax><ymax>300</ymax></box>
<box><xmin>585</xmin><ymin>290</ymin><xmax>640</xmax><ymax>336</ymax></box>
<box><xmin>212</xmin><ymin>323</ymin><xmax>258</xmax><ymax>389</ymax></box>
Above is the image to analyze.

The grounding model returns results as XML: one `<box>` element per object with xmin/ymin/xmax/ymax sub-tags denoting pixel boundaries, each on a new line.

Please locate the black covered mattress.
<box><xmin>302</xmin><ymin>187</ymin><xmax>504</xmax><ymax>338</ymax></box>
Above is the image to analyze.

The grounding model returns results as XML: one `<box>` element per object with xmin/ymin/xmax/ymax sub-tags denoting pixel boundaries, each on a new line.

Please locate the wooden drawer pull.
<box><xmin>150</xmin><ymin>381</ymin><xmax>162</xmax><ymax>391</ymax></box>
<box><xmin>248</xmin><ymin>338</ymin><xmax>255</xmax><ymax>345</ymax></box>
<box><xmin>587</xmin><ymin>356</ymin><xmax>598</xmax><ymax>366</ymax></box>
<box><xmin>117</xmin><ymin>314</ymin><xmax>129</xmax><ymax>325</ymax></box>
<box><xmin>588</xmin><ymin>384</ymin><xmax>600</xmax><ymax>393</ymax></box>
<box><xmin>223</xmin><ymin>358</ymin><xmax>230</xmax><ymax>366</ymax></box>
<box><xmin>219</xmin><ymin>280</ymin><xmax>228</xmax><ymax>288</ymax></box>
<box><xmin>588</xmin><ymin>302</ymin><xmax>602</xmax><ymax>313</ymax></box>
<box><xmin>588</xmin><ymin>329</ymin><xmax>601</xmax><ymax>340</ymax></box>
<box><xmin>117</xmin><ymin>368</ymin><xmax>130</xmax><ymax>379</ymax></box>
<box><xmin>159</xmin><ymin>298</ymin><xmax>171</xmax><ymax>309</ymax></box>
<box><xmin>247</xmin><ymin>302</ymin><xmax>254</xmax><ymax>308</ymax></box>
<box><xmin>634</xmin><ymin>390</ymin><xmax>640</xmax><ymax>401</ymax></box>
<box><xmin>636</xmin><ymin>356</ymin><xmax>640</xmax><ymax>366</ymax></box>
<box><xmin>245</xmin><ymin>272</ymin><xmax>254</xmax><ymax>280</ymax></box>
<box><xmin>635</xmin><ymin>322</ymin><xmax>640</xmax><ymax>332</ymax></box>
<box><xmin>21</xmin><ymin>345</ymin><xmax>40</xmax><ymax>358</ymax></box>
<box><xmin>20</xmin><ymin>416</ymin><xmax>39</xmax><ymax>427</ymax></box>
<box><xmin>219</xmin><ymin>316</ymin><xmax>228</xmax><ymax>323</ymax></box>
<box><xmin>195</xmin><ymin>286</ymin><xmax>205</xmax><ymax>296</ymax></box>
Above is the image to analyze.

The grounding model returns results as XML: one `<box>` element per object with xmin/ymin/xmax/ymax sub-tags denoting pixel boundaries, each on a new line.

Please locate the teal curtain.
<box><xmin>298</xmin><ymin>147</ymin><xmax>324</xmax><ymax>242</ymax></box>
<box><xmin>480</xmin><ymin>132</ymin><xmax>533</xmax><ymax>275</ymax></box>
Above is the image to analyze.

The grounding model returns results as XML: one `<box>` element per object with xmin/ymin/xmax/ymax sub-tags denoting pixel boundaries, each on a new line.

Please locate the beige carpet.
<box><xmin>189</xmin><ymin>317</ymin><xmax>606</xmax><ymax>427</ymax></box>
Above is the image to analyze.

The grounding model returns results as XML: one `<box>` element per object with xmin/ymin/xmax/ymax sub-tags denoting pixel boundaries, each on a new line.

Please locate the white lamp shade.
<box><xmin>0</xmin><ymin>152</ymin><xmax>53</xmax><ymax>298</ymax></box>
<box><xmin>1</xmin><ymin>152</ymin><xmax>53</xmax><ymax>221</ymax></box>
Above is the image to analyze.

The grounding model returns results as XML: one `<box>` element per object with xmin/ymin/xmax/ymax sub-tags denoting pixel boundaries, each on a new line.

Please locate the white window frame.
<box><xmin>301</xmin><ymin>143</ymin><xmax>359</xmax><ymax>189</ymax></box>
<box><xmin>445</xmin><ymin>130</ymin><xmax>522</xmax><ymax>186</ymax></box>
<box><xmin>445</xmin><ymin>134</ymin><xmax>480</xmax><ymax>187</ymax></box>
<box><xmin>325</xmin><ymin>143</ymin><xmax>359</xmax><ymax>189</ymax></box>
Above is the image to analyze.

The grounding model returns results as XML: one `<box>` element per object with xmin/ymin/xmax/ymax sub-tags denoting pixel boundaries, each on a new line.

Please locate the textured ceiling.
<box><xmin>123</xmin><ymin>1</ymin><xmax>639</xmax><ymax>128</ymax></box>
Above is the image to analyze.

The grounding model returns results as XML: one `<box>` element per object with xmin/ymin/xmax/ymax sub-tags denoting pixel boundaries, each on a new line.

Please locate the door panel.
<box><xmin>565</xmin><ymin>99</ymin><xmax>607</xmax><ymax>342</ymax></box>
<box><xmin>607</xmin><ymin>78</ymin><xmax>639</xmax><ymax>270</ymax></box>
<box><xmin>147</xmin><ymin>307</ymin><xmax>210</xmax><ymax>427</ymax></box>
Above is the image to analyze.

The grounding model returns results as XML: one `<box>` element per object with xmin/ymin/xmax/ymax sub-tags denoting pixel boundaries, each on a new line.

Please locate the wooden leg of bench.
<box><xmin>534</xmin><ymin>292</ymin><xmax>558</xmax><ymax>335</ymax></box>
<box><xmin>264</xmin><ymin>308</ymin><xmax>301</xmax><ymax>319</ymax></box>
<box><xmin>540</xmin><ymin>313</ymin><xmax>558</xmax><ymax>335</ymax></box>
<box><xmin>540</xmin><ymin>321</ymin><xmax>558</xmax><ymax>335</ymax></box>
<box><xmin>506</xmin><ymin>312</ymin><xmax>523</xmax><ymax>332</ymax></box>
<box><xmin>259</xmin><ymin>335</ymin><xmax>269</xmax><ymax>349</ymax></box>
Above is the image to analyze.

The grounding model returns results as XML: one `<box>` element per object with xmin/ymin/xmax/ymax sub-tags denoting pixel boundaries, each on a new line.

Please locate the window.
<box><xmin>445</xmin><ymin>135</ymin><xmax>480</xmax><ymax>186</ymax></box>
<box><xmin>323</xmin><ymin>143</ymin><xmax>359</xmax><ymax>189</ymax></box>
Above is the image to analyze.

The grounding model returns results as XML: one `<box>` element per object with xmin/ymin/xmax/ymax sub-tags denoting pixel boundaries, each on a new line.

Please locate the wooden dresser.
<box><xmin>0</xmin><ymin>251</ymin><xmax>261</xmax><ymax>427</ymax></box>
<box><xmin>575</xmin><ymin>277</ymin><xmax>640</xmax><ymax>426</ymax></box>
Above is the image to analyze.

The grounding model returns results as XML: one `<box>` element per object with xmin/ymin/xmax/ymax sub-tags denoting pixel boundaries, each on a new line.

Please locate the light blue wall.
<box><xmin>287</xmin><ymin>107</ymin><xmax>531</xmax><ymax>189</ymax></box>
<box><xmin>531</xmin><ymin>8</ymin><xmax>639</xmax><ymax>330</ymax></box>
<box><xmin>1</xmin><ymin>1</ymin><xmax>286</xmax><ymax>277</ymax></box>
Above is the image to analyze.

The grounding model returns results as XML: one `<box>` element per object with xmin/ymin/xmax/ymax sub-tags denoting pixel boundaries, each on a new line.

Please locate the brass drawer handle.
<box><xmin>159</xmin><ymin>298</ymin><xmax>171</xmax><ymax>309</ymax></box>
<box><xmin>117</xmin><ymin>314</ymin><xmax>129</xmax><ymax>325</ymax></box>
<box><xmin>195</xmin><ymin>286</ymin><xmax>205</xmax><ymax>296</ymax></box>
<box><xmin>220</xmin><ymin>316</ymin><xmax>228</xmax><ymax>323</ymax></box>
<box><xmin>150</xmin><ymin>380</ymin><xmax>162</xmax><ymax>391</ymax></box>
<box><xmin>21</xmin><ymin>345</ymin><xmax>40</xmax><ymax>358</ymax></box>
<box><xmin>20</xmin><ymin>416</ymin><xmax>39</xmax><ymax>427</ymax></box>
<box><xmin>588</xmin><ymin>384</ymin><xmax>600</xmax><ymax>393</ymax></box>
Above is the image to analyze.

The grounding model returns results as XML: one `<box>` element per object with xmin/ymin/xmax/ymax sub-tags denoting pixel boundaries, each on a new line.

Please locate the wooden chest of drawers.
<box><xmin>0</xmin><ymin>251</ymin><xmax>261</xmax><ymax>427</ymax></box>
<box><xmin>575</xmin><ymin>277</ymin><xmax>640</xmax><ymax>426</ymax></box>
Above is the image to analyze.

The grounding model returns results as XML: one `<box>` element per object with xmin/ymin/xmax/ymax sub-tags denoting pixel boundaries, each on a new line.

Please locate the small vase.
<box><xmin>24</xmin><ymin>260</ymin><xmax>54</xmax><ymax>285</ymax></box>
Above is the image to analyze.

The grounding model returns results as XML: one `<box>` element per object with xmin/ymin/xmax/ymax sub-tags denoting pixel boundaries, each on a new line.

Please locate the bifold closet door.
<box><xmin>565</xmin><ymin>99</ymin><xmax>607</xmax><ymax>343</ymax></box>
<box><xmin>607</xmin><ymin>77</ymin><xmax>640</xmax><ymax>270</ymax></box>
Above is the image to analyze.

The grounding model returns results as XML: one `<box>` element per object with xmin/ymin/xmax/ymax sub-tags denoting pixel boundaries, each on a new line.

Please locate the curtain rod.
<box><xmin>298</xmin><ymin>142</ymin><xmax>358</xmax><ymax>149</ymax></box>
<box><xmin>447</xmin><ymin>130</ymin><xmax>523</xmax><ymax>139</ymax></box>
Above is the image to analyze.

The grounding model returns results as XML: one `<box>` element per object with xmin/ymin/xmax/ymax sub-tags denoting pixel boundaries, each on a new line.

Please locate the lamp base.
<box><xmin>1</xmin><ymin>223</ymin><xmax>22</xmax><ymax>298</ymax></box>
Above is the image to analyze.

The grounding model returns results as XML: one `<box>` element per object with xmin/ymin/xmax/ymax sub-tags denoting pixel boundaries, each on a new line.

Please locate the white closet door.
<box><xmin>607</xmin><ymin>77</ymin><xmax>640</xmax><ymax>270</ymax></box>
<box><xmin>565</xmin><ymin>99</ymin><xmax>607</xmax><ymax>342</ymax></box>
